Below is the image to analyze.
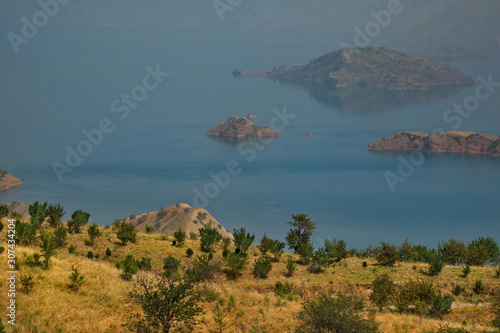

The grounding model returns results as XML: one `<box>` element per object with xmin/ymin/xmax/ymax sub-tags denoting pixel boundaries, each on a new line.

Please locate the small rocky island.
<box><xmin>205</xmin><ymin>116</ymin><xmax>280</xmax><ymax>138</ymax></box>
<box><xmin>368</xmin><ymin>131</ymin><xmax>500</xmax><ymax>157</ymax></box>
<box><xmin>0</xmin><ymin>169</ymin><xmax>23</xmax><ymax>191</ymax></box>
<box><xmin>248</xmin><ymin>47</ymin><xmax>475</xmax><ymax>90</ymax></box>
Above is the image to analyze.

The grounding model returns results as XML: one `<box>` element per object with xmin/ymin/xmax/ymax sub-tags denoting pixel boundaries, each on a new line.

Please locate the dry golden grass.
<box><xmin>0</xmin><ymin>219</ymin><xmax>498</xmax><ymax>332</ymax></box>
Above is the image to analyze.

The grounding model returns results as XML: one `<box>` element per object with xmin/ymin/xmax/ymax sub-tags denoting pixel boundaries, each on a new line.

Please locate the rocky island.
<box><xmin>0</xmin><ymin>169</ymin><xmax>23</xmax><ymax>191</ymax></box>
<box><xmin>368</xmin><ymin>131</ymin><xmax>500</xmax><ymax>157</ymax></box>
<box><xmin>127</xmin><ymin>203</ymin><xmax>233</xmax><ymax>239</ymax></box>
<box><xmin>248</xmin><ymin>47</ymin><xmax>476</xmax><ymax>90</ymax></box>
<box><xmin>205</xmin><ymin>116</ymin><xmax>280</xmax><ymax>138</ymax></box>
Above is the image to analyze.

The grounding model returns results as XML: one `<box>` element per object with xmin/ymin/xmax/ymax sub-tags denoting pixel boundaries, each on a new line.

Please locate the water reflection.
<box><xmin>206</xmin><ymin>135</ymin><xmax>277</xmax><ymax>146</ymax></box>
<box><xmin>286</xmin><ymin>82</ymin><xmax>464</xmax><ymax>113</ymax></box>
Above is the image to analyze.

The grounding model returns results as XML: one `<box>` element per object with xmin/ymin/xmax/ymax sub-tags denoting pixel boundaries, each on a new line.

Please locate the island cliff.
<box><xmin>368</xmin><ymin>131</ymin><xmax>500</xmax><ymax>157</ymax></box>
<box><xmin>205</xmin><ymin>116</ymin><xmax>280</xmax><ymax>138</ymax></box>
<box><xmin>250</xmin><ymin>47</ymin><xmax>475</xmax><ymax>90</ymax></box>
<box><xmin>0</xmin><ymin>169</ymin><xmax>23</xmax><ymax>191</ymax></box>
<box><xmin>127</xmin><ymin>203</ymin><xmax>233</xmax><ymax>239</ymax></box>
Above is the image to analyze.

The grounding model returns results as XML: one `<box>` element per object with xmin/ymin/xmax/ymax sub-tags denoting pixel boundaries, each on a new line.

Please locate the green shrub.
<box><xmin>137</xmin><ymin>257</ymin><xmax>152</xmax><ymax>271</ymax></box>
<box><xmin>106</xmin><ymin>248</ymin><xmax>111</xmax><ymax>256</ymax></box>
<box><xmin>370</xmin><ymin>273</ymin><xmax>396</xmax><ymax>310</ymax></box>
<box><xmin>258</xmin><ymin>233</ymin><xmax>274</xmax><ymax>254</ymax></box>
<box><xmin>67</xmin><ymin>209</ymin><xmax>90</xmax><ymax>234</ymax></box>
<box><xmin>362</xmin><ymin>261</ymin><xmax>367</xmax><ymax>267</ymax></box>
<box><xmin>187</xmin><ymin>253</ymin><xmax>217</xmax><ymax>282</ymax></box>
<box><xmin>87</xmin><ymin>251</ymin><xmax>94</xmax><ymax>260</ymax></box>
<box><xmin>116</xmin><ymin>220</ymin><xmax>138</xmax><ymax>245</ymax></box>
<box><xmin>295</xmin><ymin>293</ymin><xmax>378</xmax><ymax>333</ymax></box>
<box><xmin>199</xmin><ymin>227</ymin><xmax>222</xmax><ymax>253</ymax></box>
<box><xmin>473</xmin><ymin>280</ymin><xmax>484</xmax><ymax>295</ymax></box>
<box><xmin>253</xmin><ymin>255</ymin><xmax>272</xmax><ymax>279</ymax></box>
<box><xmin>269</xmin><ymin>239</ymin><xmax>286</xmax><ymax>262</ymax></box>
<box><xmin>297</xmin><ymin>243</ymin><xmax>314</xmax><ymax>265</ymax></box>
<box><xmin>496</xmin><ymin>266</ymin><xmax>500</xmax><ymax>278</ymax></box>
<box><xmin>309</xmin><ymin>247</ymin><xmax>329</xmax><ymax>274</ymax></box>
<box><xmin>121</xmin><ymin>254</ymin><xmax>139</xmax><ymax>280</ymax></box>
<box><xmin>39</xmin><ymin>230</ymin><xmax>56</xmax><ymax>269</ymax></box>
<box><xmin>47</xmin><ymin>203</ymin><xmax>65</xmax><ymax>228</ymax></box>
<box><xmin>54</xmin><ymin>225</ymin><xmax>67</xmax><ymax>248</ymax></box>
<box><xmin>87</xmin><ymin>223</ymin><xmax>101</xmax><ymax>246</ymax></box>
<box><xmin>0</xmin><ymin>247</ymin><xmax>4</xmax><ymax>255</ymax></box>
<box><xmin>375</xmin><ymin>242</ymin><xmax>399</xmax><ymax>267</ymax></box>
<box><xmin>223</xmin><ymin>252</ymin><xmax>247</xmax><ymax>280</ymax></box>
<box><xmin>68</xmin><ymin>245</ymin><xmax>76</xmax><ymax>254</ymax></box>
<box><xmin>429</xmin><ymin>294</ymin><xmax>455</xmax><ymax>319</ymax></box>
<box><xmin>425</xmin><ymin>250</ymin><xmax>445</xmax><ymax>276</ymax></box>
<box><xmin>68</xmin><ymin>265</ymin><xmax>85</xmax><ymax>291</ymax></box>
<box><xmin>186</xmin><ymin>248</ymin><xmax>194</xmax><ymax>258</ymax></box>
<box><xmin>324</xmin><ymin>238</ymin><xmax>348</xmax><ymax>262</ymax></box>
<box><xmin>452</xmin><ymin>285</ymin><xmax>462</xmax><ymax>296</ymax></box>
<box><xmin>233</xmin><ymin>228</ymin><xmax>255</xmax><ymax>255</ymax></box>
<box><xmin>221</xmin><ymin>237</ymin><xmax>232</xmax><ymax>250</ymax></box>
<box><xmin>222</xmin><ymin>248</ymin><xmax>229</xmax><ymax>258</ymax></box>
<box><xmin>173</xmin><ymin>228</ymin><xmax>186</xmax><ymax>246</ymax></box>
<box><xmin>163</xmin><ymin>255</ymin><xmax>180</xmax><ymax>280</ymax></box>
<box><xmin>0</xmin><ymin>205</ymin><xmax>8</xmax><ymax>219</ymax></box>
<box><xmin>145</xmin><ymin>226</ymin><xmax>154</xmax><ymax>234</ymax></box>
<box><xmin>189</xmin><ymin>232</ymin><xmax>198</xmax><ymax>240</ymax></box>
<box><xmin>20</xmin><ymin>273</ymin><xmax>35</xmax><ymax>294</ymax></box>
<box><xmin>285</xmin><ymin>255</ymin><xmax>296</xmax><ymax>277</ymax></box>
<box><xmin>461</xmin><ymin>265</ymin><xmax>471</xmax><ymax>278</ymax></box>
<box><xmin>274</xmin><ymin>281</ymin><xmax>294</xmax><ymax>298</ymax></box>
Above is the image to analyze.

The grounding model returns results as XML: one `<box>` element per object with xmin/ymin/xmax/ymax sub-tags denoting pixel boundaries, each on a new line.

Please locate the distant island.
<box><xmin>245</xmin><ymin>47</ymin><xmax>476</xmax><ymax>90</ymax></box>
<box><xmin>127</xmin><ymin>203</ymin><xmax>233</xmax><ymax>239</ymax></box>
<box><xmin>368</xmin><ymin>131</ymin><xmax>500</xmax><ymax>157</ymax></box>
<box><xmin>0</xmin><ymin>169</ymin><xmax>23</xmax><ymax>191</ymax></box>
<box><xmin>205</xmin><ymin>116</ymin><xmax>280</xmax><ymax>138</ymax></box>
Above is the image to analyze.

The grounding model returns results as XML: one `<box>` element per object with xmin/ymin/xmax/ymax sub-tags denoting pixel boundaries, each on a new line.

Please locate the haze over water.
<box><xmin>1</xmin><ymin>5</ymin><xmax>499</xmax><ymax>249</ymax></box>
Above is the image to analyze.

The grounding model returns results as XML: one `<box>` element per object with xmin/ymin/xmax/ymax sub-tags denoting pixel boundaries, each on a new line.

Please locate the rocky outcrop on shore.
<box><xmin>0</xmin><ymin>169</ymin><xmax>23</xmax><ymax>191</ymax></box>
<box><xmin>205</xmin><ymin>116</ymin><xmax>280</xmax><ymax>138</ymax></box>
<box><xmin>368</xmin><ymin>131</ymin><xmax>500</xmax><ymax>157</ymax></box>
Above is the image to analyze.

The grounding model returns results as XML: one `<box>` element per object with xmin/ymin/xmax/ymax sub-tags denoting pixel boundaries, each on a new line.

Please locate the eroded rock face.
<box><xmin>205</xmin><ymin>116</ymin><xmax>280</xmax><ymax>138</ymax></box>
<box><xmin>368</xmin><ymin>132</ymin><xmax>500</xmax><ymax>157</ymax></box>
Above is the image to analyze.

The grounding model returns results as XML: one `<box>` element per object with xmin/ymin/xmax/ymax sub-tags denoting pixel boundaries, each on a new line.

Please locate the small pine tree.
<box><xmin>253</xmin><ymin>255</ymin><xmax>272</xmax><ymax>279</ymax></box>
<box><xmin>87</xmin><ymin>223</ymin><xmax>101</xmax><ymax>246</ymax></box>
<box><xmin>116</xmin><ymin>220</ymin><xmax>138</xmax><ymax>245</ymax></box>
<box><xmin>285</xmin><ymin>255</ymin><xmax>296</xmax><ymax>277</ymax></box>
<box><xmin>223</xmin><ymin>253</ymin><xmax>247</xmax><ymax>280</ymax></box>
<box><xmin>87</xmin><ymin>251</ymin><xmax>94</xmax><ymax>260</ymax></box>
<box><xmin>39</xmin><ymin>230</ymin><xmax>56</xmax><ymax>269</ymax></box>
<box><xmin>145</xmin><ymin>225</ymin><xmax>154</xmax><ymax>234</ymax></box>
<box><xmin>462</xmin><ymin>265</ymin><xmax>471</xmax><ymax>278</ymax></box>
<box><xmin>68</xmin><ymin>265</ymin><xmax>85</xmax><ymax>291</ymax></box>
<box><xmin>20</xmin><ymin>273</ymin><xmax>35</xmax><ymax>294</ymax></box>
<box><xmin>121</xmin><ymin>254</ymin><xmax>139</xmax><ymax>280</ymax></box>
<box><xmin>106</xmin><ymin>248</ymin><xmax>112</xmax><ymax>256</ymax></box>
<box><xmin>54</xmin><ymin>224</ymin><xmax>67</xmax><ymax>248</ymax></box>
<box><xmin>173</xmin><ymin>228</ymin><xmax>186</xmax><ymax>247</ymax></box>
<box><xmin>186</xmin><ymin>248</ymin><xmax>194</xmax><ymax>258</ymax></box>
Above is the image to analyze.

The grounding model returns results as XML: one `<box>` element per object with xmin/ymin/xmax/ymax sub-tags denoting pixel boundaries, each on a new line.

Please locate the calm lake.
<box><xmin>1</xmin><ymin>26</ymin><xmax>499</xmax><ymax>248</ymax></box>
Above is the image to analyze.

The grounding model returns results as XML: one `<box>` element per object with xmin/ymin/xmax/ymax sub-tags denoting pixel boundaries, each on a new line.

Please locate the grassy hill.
<box><xmin>0</xmin><ymin>217</ymin><xmax>498</xmax><ymax>332</ymax></box>
<box><xmin>127</xmin><ymin>203</ymin><xmax>233</xmax><ymax>239</ymax></box>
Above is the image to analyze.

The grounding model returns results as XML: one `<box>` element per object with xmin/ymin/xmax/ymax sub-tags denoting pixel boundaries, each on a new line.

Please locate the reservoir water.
<box><xmin>1</xmin><ymin>27</ymin><xmax>499</xmax><ymax>248</ymax></box>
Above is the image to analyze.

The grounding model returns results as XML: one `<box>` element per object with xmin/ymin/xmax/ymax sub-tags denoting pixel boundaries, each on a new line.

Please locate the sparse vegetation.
<box><xmin>87</xmin><ymin>223</ymin><xmax>101</xmax><ymax>246</ymax></box>
<box><xmin>67</xmin><ymin>209</ymin><xmax>90</xmax><ymax>234</ymax></box>
<box><xmin>116</xmin><ymin>220</ymin><xmax>138</xmax><ymax>245</ymax></box>
<box><xmin>173</xmin><ymin>228</ymin><xmax>186</xmax><ymax>247</ymax></box>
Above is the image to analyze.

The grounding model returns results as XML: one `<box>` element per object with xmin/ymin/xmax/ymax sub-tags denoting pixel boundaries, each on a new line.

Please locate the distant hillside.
<box><xmin>127</xmin><ymin>203</ymin><xmax>233</xmax><ymax>239</ymax></box>
<box><xmin>416</xmin><ymin>46</ymin><xmax>497</xmax><ymax>61</ymax></box>
<box><xmin>205</xmin><ymin>116</ymin><xmax>280</xmax><ymax>138</ymax></box>
<box><xmin>0</xmin><ymin>169</ymin><xmax>23</xmax><ymax>191</ymax></box>
<box><xmin>0</xmin><ymin>201</ymin><xmax>29</xmax><ymax>218</ymax></box>
<box><xmin>368</xmin><ymin>131</ymin><xmax>500</xmax><ymax>157</ymax></box>
<box><xmin>258</xmin><ymin>47</ymin><xmax>475</xmax><ymax>90</ymax></box>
